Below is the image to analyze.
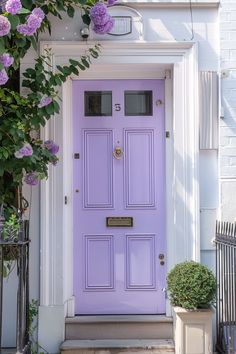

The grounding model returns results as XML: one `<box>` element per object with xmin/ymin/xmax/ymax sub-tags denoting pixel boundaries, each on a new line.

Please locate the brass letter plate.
<box><xmin>106</xmin><ymin>217</ymin><xmax>133</xmax><ymax>227</ymax></box>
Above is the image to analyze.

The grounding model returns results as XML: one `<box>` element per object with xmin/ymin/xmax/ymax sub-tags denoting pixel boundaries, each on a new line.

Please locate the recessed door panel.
<box><xmin>83</xmin><ymin>129</ymin><xmax>114</xmax><ymax>209</ymax></box>
<box><xmin>84</xmin><ymin>235</ymin><xmax>114</xmax><ymax>290</ymax></box>
<box><xmin>124</xmin><ymin>129</ymin><xmax>155</xmax><ymax>208</ymax></box>
<box><xmin>73</xmin><ymin>79</ymin><xmax>166</xmax><ymax>314</ymax></box>
<box><xmin>126</xmin><ymin>234</ymin><xmax>156</xmax><ymax>289</ymax></box>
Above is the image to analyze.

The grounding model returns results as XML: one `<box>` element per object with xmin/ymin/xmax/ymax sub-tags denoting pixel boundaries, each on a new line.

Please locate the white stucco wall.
<box><xmin>2</xmin><ymin>1</ymin><xmax>220</xmax><ymax>350</ymax></box>
<box><xmin>220</xmin><ymin>0</ymin><xmax>236</xmax><ymax>222</ymax></box>
<box><xmin>37</xmin><ymin>2</ymin><xmax>220</xmax><ymax>273</ymax></box>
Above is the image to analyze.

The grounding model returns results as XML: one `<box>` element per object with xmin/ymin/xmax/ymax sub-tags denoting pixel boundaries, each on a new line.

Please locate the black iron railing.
<box><xmin>0</xmin><ymin>218</ymin><xmax>30</xmax><ymax>354</ymax></box>
<box><xmin>215</xmin><ymin>221</ymin><xmax>236</xmax><ymax>354</ymax></box>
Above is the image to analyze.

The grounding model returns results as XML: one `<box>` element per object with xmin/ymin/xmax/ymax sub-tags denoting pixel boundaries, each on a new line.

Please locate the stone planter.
<box><xmin>173</xmin><ymin>306</ymin><xmax>214</xmax><ymax>354</ymax></box>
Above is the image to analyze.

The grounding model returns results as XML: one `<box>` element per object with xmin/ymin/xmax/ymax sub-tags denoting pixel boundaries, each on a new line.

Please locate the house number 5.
<box><xmin>115</xmin><ymin>104</ymin><xmax>121</xmax><ymax>111</ymax></box>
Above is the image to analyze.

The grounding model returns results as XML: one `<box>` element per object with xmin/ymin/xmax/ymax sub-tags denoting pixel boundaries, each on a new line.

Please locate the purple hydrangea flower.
<box><xmin>0</xmin><ymin>53</ymin><xmax>14</xmax><ymax>67</ymax></box>
<box><xmin>93</xmin><ymin>17</ymin><xmax>114</xmax><ymax>34</ymax></box>
<box><xmin>44</xmin><ymin>140</ymin><xmax>59</xmax><ymax>155</ymax></box>
<box><xmin>38</xmin><ymin>96</ymin><xmax>53</xmax><ymax>108</ymax></box>
<box><xmin>0</xmin><ymin>16</ymin><xmax>11</xmax><ymax>37</ymax></box>
<box><xmin>24</xmin><ymin>172</ymin><xmax>39</xmax><ymax>186</ymax></box>
<box><xmin>90</xmin><ymin>3</ymin><xmax>110</xmax><ymax>26</ymax></box>
<box><xmin>5</xmin><ymin>0</ymin><xmax>22</xmax><ymax>14</ymax></box>
<box><xmin>0</xmin><ymin>69</ymin><xmax>8</xmax><ymax>86</ymax></box>
<box><xmin>17</xmin><ymin>7</ymin><xmax>45</xmax><ymax>36</ymax></box>
<box><xmin>32</xmin><ymin>7</ymin><xmax>45</xmax><ymax>20</ymax></box>
<box><xmin>17</xmin><ymin>24</ymin><xmax>33</xmax><ymax>36</ymax></box>
<box><xmin>14</xmin><ymin>143</ymin><xmax>33</xmax><ymax>158</ymax></box>
<box><xmin>27</xmin><ymin>14</ymin><xmax>41</xmax><ymax>30</ymax></box>
<box><xmin>108</xmin><ymin>0</ymin><xmax>116</xmax><ymax>5</ymax></box>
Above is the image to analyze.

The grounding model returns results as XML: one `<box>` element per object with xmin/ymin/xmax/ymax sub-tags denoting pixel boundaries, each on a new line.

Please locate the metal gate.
<box><xmin>215</xmin><ymin>221</ymin><xmax>236</xmax><ymax>354</ymax></box>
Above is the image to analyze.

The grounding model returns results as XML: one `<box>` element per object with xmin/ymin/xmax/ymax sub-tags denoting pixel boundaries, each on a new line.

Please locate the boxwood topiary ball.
<box><xmin>167</xmin><ymin>261</ymin><xmax>217</xmax><ymax>310</ymax></box>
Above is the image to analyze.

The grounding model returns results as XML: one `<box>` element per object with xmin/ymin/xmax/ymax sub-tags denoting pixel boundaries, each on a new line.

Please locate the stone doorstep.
<box><xmin>65</xmin><ymin>315</ymin><xmax>174</xmax><ymax>341</ymax></box>
<box><xmin>61</xmin><ymin>339</ymin><xmax>175</xmax><ymax>353</ymax></box>
<box><xmin>65</xmin><ymin>315</ymin><xmax>173</xmax><ymax>324</ymax></box>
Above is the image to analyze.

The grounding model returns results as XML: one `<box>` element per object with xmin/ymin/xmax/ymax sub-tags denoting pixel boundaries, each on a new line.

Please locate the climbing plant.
<box><xmin>0</xmin><ymin>0</ymin><xmax>115</xmax><ymax>211</ymax></box>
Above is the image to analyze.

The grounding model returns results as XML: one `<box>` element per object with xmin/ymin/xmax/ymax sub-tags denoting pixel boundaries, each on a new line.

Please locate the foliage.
<box><xmin>2</xmin><ymin>212</ymin><xmax>20</xmax><ymax>239</ymax></box>
<box><xmin>167</xmin><ymin>261</ymin><xmax>217</xmax><ymax>310</ymax></box>
<box><xmin>29</xmin><ymin>299</ymin><xmax>48</xmax><ymax>354</ymax></box>
<box><xmin>0</xmin><ymin>45</ymin><xmax>100</xmax><ymax>205</ymax></box>
<box><xmin>0</xmin><ymin>212</ymin><xmax>20</xmax><ymax>277</ymax></box>
<box><xmin>0</xmin><ymin>0</ymin><xmax>113</xmax><ymax>208</ymax></box>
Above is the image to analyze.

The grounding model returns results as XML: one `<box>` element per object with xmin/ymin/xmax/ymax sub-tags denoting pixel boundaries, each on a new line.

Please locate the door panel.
<box><xmin>83</xmin><ymin>129</ymin><xmax>114</xmax><ymax>209</ymax></box>
<box><xmin>126</xmin><ymin>234</ymin><xmax>156</xmax><ymax>289</ymax></box>
<box><xmin>73</xmin><ymin>79</ymin><xmax>166</xmax><ymax>314</ymax></box>
<box><xmin>84</xmin><ymin>235</ymin><xmax>114</xmax><ymax>290</ymax></box>
<box><xmin>124</xmin><ymin>129</ymin><xmax>155</xmax><ymax>208</ymax></box>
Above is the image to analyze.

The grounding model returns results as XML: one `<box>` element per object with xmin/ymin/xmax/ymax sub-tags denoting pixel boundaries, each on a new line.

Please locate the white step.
<box><xmin>65</xmin><ymin>315</ymin><xmax>173</xmax><ymax>340</ymax></box>
<box><xmin>61</xmin><ymin>339</ymin><xmax>175</xmax><ymax>354</ymax></box>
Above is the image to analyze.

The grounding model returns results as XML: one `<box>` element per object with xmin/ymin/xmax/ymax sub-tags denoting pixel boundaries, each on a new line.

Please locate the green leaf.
<box><xmin>3</xmin><ymin>150</ymin><xmax>9</xmax><ymax>159</ymax></box>
<box><xmin>55</xmin><ymin>76</ymin><xmax>62</xmax><ymax>85</ymax></box>
<box><xmin>0</xmin><ymin>63</ymin><xmax>4</xmax><ymax>71</ymax></box>
<box><xmin>63</xmin><ymin>66</ymin><xmax>72</xmax><ymax>75</ymax></box>
<box><xmin>15</xmin><ymin>37</ymin><xmax>27</xmax><ymax>48</ymax></box>
<box><xmin>18</xmin><ymin>7</ymin><xmax>31</xmax><ymax>14</ymax></box>
<box><xmin>67</xmin><ymin>6</ymin><xmax>75</xmax><ymax>18</ymax></box>
<box><xmin>31</xmin><ymin>37</ymin><xmax>38</xmax><ymax>52</ymax></box>
<box><xmin>56</xmin><ymin>1</ymin><xmax>66</xmax><ymax>11</ymax></box>
<box><xmin>81</xmin><ymin>57</ymin><xmax>90</xmax><ymax>68</ymax></box>
<box><xmin>7</xmin><ymin>14</ymin><xmax>20</xmax><ymax>31</ymax></box>
<box><xmin>89</xmin><ymin>49</ymin><xmax>99</xmax><ymax>58</ymax></box>
<box><xmin>45</xmin><ymin>103</ymin><xmax>55</xmax><ymax>115</ymax></box>
<box><xmin>49</xmin><ymin>77</ymin><xmax>56</xmax><ymax>86</ymax></box>
<box><xmin>53</xmin><ymin>101</ymin><xmax>60</xmax><ymax>114</ymax></box>
<box><xmin>21</xmin><ymin>0</ymin><xmax>32</xmax><ymax>9</ymax></box>
<box><xmin>77</xmin><ymin>63</ymin><xmax>85</xmax><ymax>71</ymax></box>
<box><xmin>82</xmin><ymin>14</ymin><xmax>91</xmax><ymax>26</ymax></box>
<box><xmin>56</xmin><ymin>65</ymin><xmax>64</xmax><ymax>73</ymax></box>
<box><xmin>59</xmin><ymin>75</ymin><xmax>66</xmax><ymax>82</ymax></box>
<box><xmin>69</xmin><ymin>59</ymin><xmax>80</xmax><ymax>66</ymax></box>
<box><xmin>0</xmin><ymin>38</ymin><xmax>5</xmax><ymax>55</ymax></box>
<box><xmin>25</xmin><ymin>68</ymin><xmax>36</xmax><ymax>78</ymax></box>
<box><xmin>69</xmin><ymin>65</ymin><xmax>79</xmax><ymax>75</ymax></box>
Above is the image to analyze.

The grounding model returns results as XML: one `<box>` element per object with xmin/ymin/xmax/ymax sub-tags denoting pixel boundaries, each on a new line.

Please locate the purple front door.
<box><xmin>73</xmin><ymin>79</ymin><xmax>166</xmax><ymax>314</ymax></box>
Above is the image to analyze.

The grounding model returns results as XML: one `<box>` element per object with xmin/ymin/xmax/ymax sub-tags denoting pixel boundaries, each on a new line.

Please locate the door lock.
<box><xmin>159</xmin><ymin>254</ymin><xmax>165</xmax><ymax>266</ymax></box>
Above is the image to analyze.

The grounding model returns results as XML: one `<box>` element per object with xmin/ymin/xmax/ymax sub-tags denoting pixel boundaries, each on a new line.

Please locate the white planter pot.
<box><xmin>173</xmin><ymin>306</ymin><xmax>214</xmax><ymax>354</ymax></box>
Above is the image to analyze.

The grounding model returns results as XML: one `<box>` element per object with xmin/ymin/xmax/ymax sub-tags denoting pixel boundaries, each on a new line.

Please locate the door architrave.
<box><xmin>38</xmin><ymin>41</ymin><xmax>199</xmax><ymax>351</ymax></box>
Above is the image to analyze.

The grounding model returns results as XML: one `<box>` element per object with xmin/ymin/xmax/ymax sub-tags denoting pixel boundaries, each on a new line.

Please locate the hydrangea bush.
<box><xmin>0</xmin><ymin>0</ymin><xmax>115</xmax><ymax>212</ymax></box>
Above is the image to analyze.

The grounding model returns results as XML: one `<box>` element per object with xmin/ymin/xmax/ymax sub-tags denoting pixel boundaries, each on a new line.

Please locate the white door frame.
<box><xmin>38</xmin><ymin>41</ymin><xmax>199</xmax><ymax>353</ymax></box>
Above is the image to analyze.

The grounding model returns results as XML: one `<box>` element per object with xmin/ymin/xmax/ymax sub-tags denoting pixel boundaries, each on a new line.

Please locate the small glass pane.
<box><xmin>85</xmin><ymin>91</ymin><xmax>112</xmax><ymax>117</ymax></box>
<box><xmin>125</xmin><ymin>91</ymin><xmax>153</xmax><ymax>116</ymax></box>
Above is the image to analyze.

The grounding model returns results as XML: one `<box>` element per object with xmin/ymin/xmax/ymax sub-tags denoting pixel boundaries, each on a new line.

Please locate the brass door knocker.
<box><xmin>113</xmin><ymin>146</ymin><xmax>124</xmax><ymax>160</ymax></box>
